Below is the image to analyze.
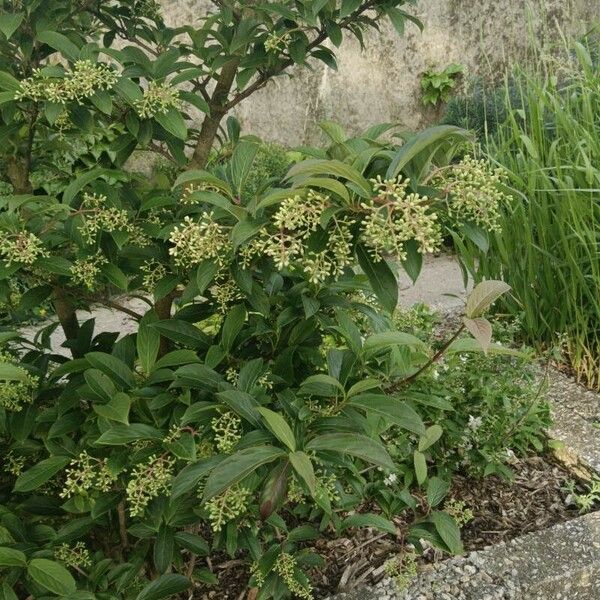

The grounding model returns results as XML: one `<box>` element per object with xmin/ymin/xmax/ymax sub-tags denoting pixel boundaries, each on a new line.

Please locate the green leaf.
<box><xmin>221</xmin><ymin>304</ymin><xmax>246</xmax><ymax>352</ymax></box>
<box><xmin>203</xmin><ymin>446</ymin><xmax>286</xmax><ymax>500</ymax></box>
<box><xmin>171</xmin><ymin>456</ymin><xmax>223</xmax><ymax>499</ymax></box>
<box><xmin>62</xmin><ymin>168</ymin><xmax>116</xmax><ymax>205</ymax></box>
<box><xmin>175</xmin><ymin>363</ymin><xmax>223</xmax><ymax>390</ymax></box>
<box><xmin>342</xmin><ymin>514</ymin><xmax>396</xmax><ymax>535</ymax></box>
<box><xmin>0</xmin><ymin>13</ymin><xmax>24</xmax><ymax>40</ymax></box>
<box><xmin>86</xmin><ymin>352</ymin><xmax>136</xmax><ymax>390</ymax></box>
<box><xmin>356</xmin><ymin>245</ymin><xmax>398</xmax><ymax>314</ymax></box>
<box><xmin>289</xmin><ymin>451</ymin><xmax>316</xmax><ymax>496</ymax></box>
<box><xmin>258</xmin><ymin>407</ymin><xmax>296</xmax><ymax>451</ymax></box>
<box><xmin>426</xmin><ymin>477</ymin><xmax>450</xmax><ymax>508</ymax></box>
<box><xmin>0</xmin><ymin>71</ymin><xmax>20</xmax><ymax>92</ymax></box>
<box><xmin>430</xmin><ymin>512</ymin><xmax>463</xmax><ymax>554</ymax></box>
<box><xmin>0</xmin><ymin>363</ymin><xmax>28</xmax><ymax>382</ymax></box>
<box><xmin>195</xmin><ymin>260</ymin><xmax>219</xmax><ymax>295</ymax></box>
<box><xmin>90</xmin><ymin>89</ymin><xmax>113</xmax><ymax>115</ymax></box>
<box><xmin>418</xmin><ymin>425</ymin><xmax>443</xmax><ymax>452</ymax></box>
<box><xmin>287</xmin><ymin>159</ymin><xmax>371</xmax><ymax>197</ymax></box>
<box><xmin>386</xmin><ymin>7</ymin><xmax>413</xmax><ymax>35</ymax></box>
<box><xmin>465</xmin><ymin>280</ymin><xmax>511</xmax><ymax>318</ymax></box>
<box><xmin>95</xmin><ymin>423</ymin><xmax>163</xmax><ymax>445</ymax></box>
<box><xmin>230</xmin><ymin>140</ymin><xmax>258</xmax><ymax>197</ymax></box>
<box><xmin>386</xmin><ymin>125</ymin><xmax>470</xmax><ymax>179</ymax></box>
<box><xmin>27</xmin><ymin>559</ymin><xmax>76</xmax><ymax>596</ymax></box>
<box><xmin>101</xmin><ymin>263</ymin><xmax>128</xmax><ymax>290</ymax></box>
<box><xmin>153</xmin><ymin>350</ymin><xmax>200</xmax><ymax>371</ymax></box>
<box><xmin>14</xmin><ymin>456</ymin><xmax>70</xmax><ymax>493</ymax></box>
<box><xmin>135</xmin><ymin>574</ymin><xmax>191</xmax><ymax>600</ymax></box>
<box><xmin>93</xmin><ymin>392</ymin><xmax>131</xmax><ymax>424</ymax></box>
<box><xmin>151</xmin><ymin>320</ymin><xmax>210</xmax><ymax>349</ymax></box>
<box><xmin>413</xmin><ymin>450</ymin><xmax>427</xmax><ymax>485</ymax></box>
<box><xmin>155</xmin><ymin>108</ymin><xmax>187</xmax><ymax>140</ymax></box>
<box><xmin>84</xmin><ymin>368</ymin><xmax>116</xmax><ymax>402</ymax></box>
<box><xmin>35</xmin><ymin>31</ymin><xmax>80</xmax><ymax>61</ymax></box>
<box><xmin>299</xmin><ymin>374</ymin><xmax>345</xmax><ymax>396</ymax></box>
<box><xmin>0</xmin><ymin>547</ymin><xmax>26</xmax><ymax>567</ymax></box>
<box><xmin>0</xmin><ymin>583</ymin><xmax>18</xmax><ymax>600</ymax></box>
<box><xmin>154</xmin><ymin>525</ymin><xmax>174</xmax><ymax>574</ymax></box>
<box><xmin>216</xmin><ymin>390</ymin><xmax>260</xmax><ymax>425</ymax></box>
<box><xmin>363</xmin><ymin>331</ymin><xmax>426</xmax><ymax>353</ymax></box>
<box><xmin>347</xmin><ymin>394</ymin><xmax>425</xmax><ymax>434</ymax></box>
<box><xmin>174</xmin><ymin>532</ymin><xmax>209</xmax><ymax>556</ymax></box>
<box><xmin>306</xmin><ymin>434</ymin><xmax>394</xmax><ymax>469</ymax></box>
<box><xmin>138</xmin><ymin>311</ymin><xmax>160</xmax><ymax>374</ymax></box>
<box><xmin>446</xmin><ymin>338</ymin><xmax>524</xmax><ymax>357</ymax></box>
<box><xmin>34</xmin><ymin>256</ymin><xmax>73</xmax><ymax>276</ymax></box>
<box><xmin>400</xmin><ymin>239</ymin><xmax>423</xmax><ymax>283</ymax></box>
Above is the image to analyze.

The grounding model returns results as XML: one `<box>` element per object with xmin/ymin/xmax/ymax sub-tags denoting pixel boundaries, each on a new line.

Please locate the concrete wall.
<box><xmin>161</xmin><ymin>0</ymin><xmax>600</xmax><ymax>145</ymax></box>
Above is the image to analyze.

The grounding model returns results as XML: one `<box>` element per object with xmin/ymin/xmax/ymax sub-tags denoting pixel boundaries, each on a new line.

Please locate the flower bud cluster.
<box><xmin>180</xmin><ymin>182</ymin><xmax>220</xmax><ymax>205</ymax></box>
<box><xmin>0</xmin><ymin>231</ymin><xmax>48</xmax><ymax>267</ymax></box>
<box><xmin>243</xmin><ymin>191</ymin><xmax>355</xmax><ymax>283</ymax></box>
<box><xmin>444</xmin><ymin>498</ymin><xmax>474</xmax><ymax>526</ymax></box>
<box><xmin>78</xmin><ymin>193</ymin><xmax>131</xmax><ymax>244</ymax></box>
<box><xmin>211</xmin><ymin>410</ymin><xmax>242</xmax><ymax>453</ymax></box>
<box><xmin>0</xmin><ymin>354</ymin><xmax>38</xmax><ymax>412</ymax></box>
<box><xmin>126</xmin><ymin>454</ymin><xmax>175</xmax><ymax>517</ymax></box>
<box><xmin>209</xmin><ymin>278</ymin><xmax>243</xmax><ymax>314</ymax></box>
<box><xmin>135</xmin><ymin>0</ymin><xmax>161</xmax><ymax>20</ymax></box>
<box><xmin>60</xmin><ymin>451</ymin><xmax>116</xmax><ymax>498</ymax></box>
<box><xmin>205</xmin><ymin>485</ymin><xmax>251</xmax><ymax>532</ymax></box>
<box><xmin>141</xmin><ymin>260</ymin><xmax>167</xmax><ymax>291</ymax></box>
<box><xmin>433</xmin><ymin>156</ymin><xmax>509</xmax><ymax>231</ymax></box>
<box><xmin>70</xmin><ymin>253</ymin><xmax>107</xmax><ymax>290</ymax></box>
<box><xmin>15</xmin><ymin>61</ymin><xmax>118</xmax><ymax>104</ymax></box>
<box><xmin>168</xmin><ymin>215</ymin><xmax>231</xmax><ymax>269</ymax></box>
<box><xmin>55</xmin><ymin>542</ymin><xmax>92</xmax><ymax>569</ymax></box>
<box><xmin>3</xmin><ymin>451</ymin><xmax>26</xmax><ymax>476</ymax></box>
<box><xmin>273</xmin><ymin>553</ymin><xmax>313</xmax><ymax>600</ymax></box>
<box><xmin>135</xmin><ymin>81</ymin><xmax>181</xmax><ymax>119</ymax></box>
<box><xmin>361</xmin><ymin>176</ymin><xmax>442</xmax><ymax>261</ymax></box>
<box><xmin>265</xmin><ymin>31</ymin><xmax>292</xmax><ymax>54</ymax></box>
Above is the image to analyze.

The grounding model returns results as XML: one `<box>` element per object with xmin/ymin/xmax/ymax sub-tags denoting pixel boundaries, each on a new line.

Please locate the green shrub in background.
<box><xmin>442</xmin><ymin>78</ymin><xmax>521</xmax><ymax>141</ymax></box>
<box><xmin>465</xmin><ymin>37</ymin><xmax>600</xmax><ymax>390</ymax></box>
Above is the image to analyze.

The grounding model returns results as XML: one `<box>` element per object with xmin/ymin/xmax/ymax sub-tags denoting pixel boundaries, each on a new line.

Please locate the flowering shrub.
<box><xmin>0</xmin><ymin>2</ymin><xmax>526</xmax><ymax>599</ymax></box>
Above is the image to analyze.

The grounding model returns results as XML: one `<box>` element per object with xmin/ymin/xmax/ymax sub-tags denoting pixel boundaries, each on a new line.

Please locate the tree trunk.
<box><xmin>52</xmin><ymin>287</ymin><xmax>82</xmax><ymax>358</ymax></box>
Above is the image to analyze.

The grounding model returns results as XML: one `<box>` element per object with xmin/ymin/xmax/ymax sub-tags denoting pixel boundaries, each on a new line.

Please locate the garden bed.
<box><xmin>191</xmin><ymin>454</ymin><xmax>590</xmax><ymax>599</ymax></box>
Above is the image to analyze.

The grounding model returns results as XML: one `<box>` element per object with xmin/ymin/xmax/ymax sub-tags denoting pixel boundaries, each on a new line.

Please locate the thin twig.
<box><xmin>386</xmin><ymin>322</ymin><xmax>466</xmax><ymax>392</ymax></box>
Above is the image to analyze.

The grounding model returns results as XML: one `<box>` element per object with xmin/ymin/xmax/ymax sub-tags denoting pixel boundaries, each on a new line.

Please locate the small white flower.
<box><xmin>383</xmin><ymin>473</ymin><xmax>398</xmax><ymax>487</ymax></box>
<box><xmin>468</xmin><ymin>415</ymin><xmax>483</xmax><ymax>431</ymax></box>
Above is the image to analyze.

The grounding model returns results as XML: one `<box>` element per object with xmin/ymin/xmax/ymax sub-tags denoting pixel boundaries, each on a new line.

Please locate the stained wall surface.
<box><xmin>161</xmin><ymin>0</ymin><xmax>600</xmax><ymax>144</ymax></box>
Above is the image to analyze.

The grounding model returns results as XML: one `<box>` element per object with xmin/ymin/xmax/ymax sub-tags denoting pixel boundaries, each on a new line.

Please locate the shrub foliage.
<box><xmin>0</xmin><ymin>2</ymin><xmax>529</xmax><ymax>599</ymax></box>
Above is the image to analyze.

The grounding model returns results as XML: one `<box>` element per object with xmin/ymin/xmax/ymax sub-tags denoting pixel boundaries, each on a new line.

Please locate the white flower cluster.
<box><xmin>70</xmin><ymin>253</ymin><xmax>107</xmax><ymax>291</ymax></box>
<box><xmin>0</xmin><ymin>353</ymin><xmax>38</xmax><ymax>412</ymax></box>
<box><xmin>205</xmin><ymin>485</ymin><xmax>251</xmax><ymax>532</ymax></box>
<box><xmin>433</xmin><ymin>156</ymin><xmax>509</xmax><ymax>231</ymax></box>
<box><xmin>60</xmin><ymin>451</ymin><xmax>116</xmax><ymax>498</ymax></box>
<box><xmin>126</xmin><ymin>454</ymin><xmax>175</xmax><ymax>516</ymax></box>
<box><xmin>135</xmin><ymin>81</ymin><xmax>181</xmax><ymax>119</ymax></box>
<box><xmin>78</xmin><ymin>193</ymin><xmax>131</xmax><ymax>244</ymax></box>
<box><xmin>242</xmin><ymin>191</ymin><xmax>355</xmax><ymax>283</ymax></box>
<box><xmin>168</xmin><ymin>215</ymin><xmax>231</xmax><ymax>269</ymax></box>
<box><xmin>15</xmin><ymin>60</ymin><xmax>118</xmax><ymax>104</ymax></box>
<box><xmin>0</xmin><ymin>231</ymin><xmax>48</xmax><ymax>267</ymax></box>
<box><xmin>361</xmin><ymin>176</ymin><xmax>442</xmax><ymax>261</ymax></box>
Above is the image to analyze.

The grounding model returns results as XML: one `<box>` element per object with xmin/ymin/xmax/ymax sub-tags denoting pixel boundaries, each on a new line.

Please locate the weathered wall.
<box><xmin>161</xmin><ymin>0</ymin><xmax>600</xmax><ymax>145</ymax></box>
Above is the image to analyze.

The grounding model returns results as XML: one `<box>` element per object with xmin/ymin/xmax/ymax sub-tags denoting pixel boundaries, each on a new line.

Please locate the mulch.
<box><xmin>193</xmin><ymin>454</ymin><xmax>589</xmax><ymax>599</ymax></box>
